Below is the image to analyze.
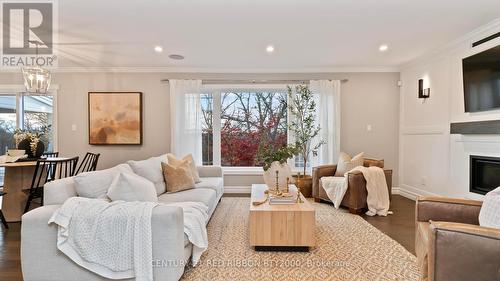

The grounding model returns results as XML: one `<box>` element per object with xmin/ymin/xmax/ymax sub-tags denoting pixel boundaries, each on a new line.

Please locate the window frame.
<box><xmin>202</xmin><ymin>83</ymin><xmax>302</xmax><ymax>174</ymax></box>
<box><xmin>0</xmin><ymin>84</ymin><xmax>59</xmax><ymax>151</ymax></box>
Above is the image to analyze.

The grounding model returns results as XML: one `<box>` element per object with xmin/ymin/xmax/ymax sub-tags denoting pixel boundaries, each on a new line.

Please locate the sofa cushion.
<box><xmin>107</xmin><ymin>172</ymin><xmax>158</xmax><ymax>202</ymax></box>
<box><xmin>195</xmin><ymin>177</ymin><xmax>223</xmax><ymax>198</ymax></box>
<box><xmin>127</xmin><ymin>154</ymin><xmax>167</xmax><ymax>195</ymax></box>
<box><xmin>74</xmin><ymin>164</ymin><xmax>133</xmax><ymax>199</ymax></box>
<box><xmin>158</xmin><ymin>188</ymin><xmax>217</xmax><ymax>212</ymax></box>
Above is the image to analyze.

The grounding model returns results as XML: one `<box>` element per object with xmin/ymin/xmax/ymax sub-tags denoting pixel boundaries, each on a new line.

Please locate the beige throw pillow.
<box><xmin>334</xmin><ymin>152</ymin><xmax>365</xmax><ymax>176</ymax></box>
<box><xmin>167</xmin><ymin>153</ymin><xmax>201</xmax><ymax>183</ymax></box>
<box><xmin>161</xmin><ymin>161</ymin><xmax>195</xmax><ymax>193</ymax></box>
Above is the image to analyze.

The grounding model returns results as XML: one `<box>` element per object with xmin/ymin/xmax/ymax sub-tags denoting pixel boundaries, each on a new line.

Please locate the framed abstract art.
<box><xmin>88</xmin><ymin>92</ymin><xmax>143</xmax><ymax>145</ymax></box>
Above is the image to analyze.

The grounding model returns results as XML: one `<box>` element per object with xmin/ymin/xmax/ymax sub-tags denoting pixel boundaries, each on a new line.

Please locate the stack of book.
<box><xmin>269</xmin><ymin>194</ymin><xmax>296</xmax><ymax>205</ymax></box>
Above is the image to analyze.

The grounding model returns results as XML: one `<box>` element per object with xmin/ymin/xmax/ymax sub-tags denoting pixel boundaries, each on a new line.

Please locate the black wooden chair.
<box><xmin>24</xmin><ymin>157</ymin><xmax>79</xmax><ymax>213</ymax></box>
<box><xmin>42</xmin><ymin>152</ymin><xmax>59</xmax><ymax>158</ymax></box>
<box><xmin>0</xmin><ymin>191</ymin><xmax>8</xmax><ymax>229</ymax></box>
<box><xmin>76</xmin><ymin>152</ymin><xmax>100</xmax><ymax>174</ymax></box>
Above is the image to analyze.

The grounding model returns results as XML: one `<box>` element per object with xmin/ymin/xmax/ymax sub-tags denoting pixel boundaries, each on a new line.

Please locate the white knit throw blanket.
<box><xmin>48</xmin><ymin>197</ymin><xmax>159</xmax><ymax>281</ymax></box>
<box><xmin>350</xmin><ymin>166</ymin><xmax>391</xmax><ymax>216</ymax></box>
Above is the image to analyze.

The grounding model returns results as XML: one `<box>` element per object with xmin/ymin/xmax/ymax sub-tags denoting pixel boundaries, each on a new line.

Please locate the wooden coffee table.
<box><xmin>249</xmin><ymin>184</ymin><xmax>315</xmax><ymax>251</ymax></box>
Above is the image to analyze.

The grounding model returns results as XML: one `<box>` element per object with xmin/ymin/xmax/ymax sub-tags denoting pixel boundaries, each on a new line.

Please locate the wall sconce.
<box><xmin>418</xmin><ymin>79</ymin><xmax>430</xmax><ymax>99</ymax></box>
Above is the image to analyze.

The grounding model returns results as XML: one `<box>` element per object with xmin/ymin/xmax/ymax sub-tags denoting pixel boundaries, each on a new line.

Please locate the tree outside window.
<box><xmin>201</xmin><ymin>91</ymin><xmax>288</xmax><ymax>167</ymax></box>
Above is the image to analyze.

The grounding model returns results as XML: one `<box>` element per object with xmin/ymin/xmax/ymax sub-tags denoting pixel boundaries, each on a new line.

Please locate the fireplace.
<box><xmin>470</xmin><ymin>155</ymin><xmax>500</xmax><ymax>195</ymax></box>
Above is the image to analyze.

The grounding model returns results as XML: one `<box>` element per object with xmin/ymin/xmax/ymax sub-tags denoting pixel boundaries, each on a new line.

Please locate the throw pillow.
<box><xmin>107</xmin><ymin>171</ymin><xmax>158</xmax><ymax>202</ymax></box>
<box><xmin>127</xmin><ymin>154</ymin><xmax>167</xmax><ymax>195</ymax></box>
<box><xmin>167</xmin><ymin>153</ymin><xmax>201</xmax><ymax>183</ymax></box>
<box><xmin>334</xmin><ymin>152</ymin><xmax>365</xmax><ymax>176</ymax></box>
<box><xmin>161</xmin><ymin>161</ymin><xmax>195</xmax><ymax>193</ymax></box>
<box><xmin>74</xmin><ymin>164</ymin><xmax>133</xmax><ymax>198</ymax></box>
<box><xmin>479</xmin><ymin>186</ymin><xmax>500</xmax><ymax>229</ymax></box>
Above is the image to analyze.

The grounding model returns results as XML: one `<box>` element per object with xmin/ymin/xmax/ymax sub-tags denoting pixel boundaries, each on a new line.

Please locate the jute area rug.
<box><xmin>181</xmin><ymin>197</ymin><xmax>419</xmax><ymax>281</ymax></box>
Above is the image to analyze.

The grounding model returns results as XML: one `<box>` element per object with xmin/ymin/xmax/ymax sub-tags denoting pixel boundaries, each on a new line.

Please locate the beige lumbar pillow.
<box><xmin>161</xmin><ymin>160</ymin><xmax>195</xmax><ymax>193</ymax></box>
<box><xmin>335</xmin><ymin>152</ymin><xmax>365</xmax><ymax>176</ymax></box>
<box><xmin>167</xmin><ymin>153</ymin><xmax>201</xmax><ymax>183</ymax></box>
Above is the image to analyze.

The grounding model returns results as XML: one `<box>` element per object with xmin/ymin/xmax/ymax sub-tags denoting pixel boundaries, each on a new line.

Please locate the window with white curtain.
<box><xmin>201</xmin><ymin>85</ymin><xmax>314</xmax><ymax>171</ymax></box>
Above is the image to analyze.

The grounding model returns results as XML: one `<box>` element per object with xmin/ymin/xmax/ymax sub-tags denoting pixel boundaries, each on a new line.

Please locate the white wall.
<box><xmin>340</xmin><ymin>72</ymin><xmax>400</xmax><ymax>184</ymax></box>
<box><xmin>0</xmin><ymin>72</ymin><xmax>400</xmax><ymax>187</ymax></box>
<box><xmin>0</xmin><ymin>73</ymin><xmax>170</xmax><ymax>169</ymax></box>
<box><xmin>399</xmin><ymin>18</ymin><xmax>500</xmax><ymax>200</ymax></box>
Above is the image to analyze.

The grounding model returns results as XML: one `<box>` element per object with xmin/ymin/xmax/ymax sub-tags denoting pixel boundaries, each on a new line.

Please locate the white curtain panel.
<box><xmin>169</xmin><ymin>79</ymin><xmax>203</xmax><ymax>165</ymax></box>
<box><xmin>309</xmin><ymin>80</ymin><xmax>341</xmax><ymax>165</ymax></box>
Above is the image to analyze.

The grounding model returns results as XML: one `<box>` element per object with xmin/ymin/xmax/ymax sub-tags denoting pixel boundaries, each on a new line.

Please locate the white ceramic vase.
<box><xmin>263</xmin><ymin>161</ymin><xmax>293</xmax><ymax>191</ymax></box>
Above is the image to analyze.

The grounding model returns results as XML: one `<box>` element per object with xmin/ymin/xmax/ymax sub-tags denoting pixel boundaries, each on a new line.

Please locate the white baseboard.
<box><xmin>392</xmin><ymin>187</ymin><xmax>417</xmax><ymax>201</ymax></box>
<box><xmin>224</xmin><ymin>186</ymin><xmax>251</xmax><ymax>194</ymax></box>
<box><xmin>394</xmin><ymin>184</ymin><xmax>439</xmax><ymax>201</ymax></box>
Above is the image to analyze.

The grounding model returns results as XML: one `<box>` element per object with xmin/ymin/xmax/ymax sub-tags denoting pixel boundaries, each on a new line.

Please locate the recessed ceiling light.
<box><xmin>266</xmin><ymin>45</ymin><xmax>275</xmax><ymax>53</ymax></box>
<box><xmin>168</xmin><ymin>54</ymin><xmax>185</xmax><ymax>60</ymax></box>
<box><xmin>154</xmin><ymin>46</ymin><xmax>163</xmax><ymax>53</ymax></box>
<box><xmin>379</xmin><ymin>44</ymin><xmax>389</xmax><ymax>52</ymax></box>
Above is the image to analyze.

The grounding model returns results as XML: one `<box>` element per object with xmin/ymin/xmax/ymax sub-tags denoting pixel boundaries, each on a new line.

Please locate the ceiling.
<box><xmin>48</xmin><ymin>0</ymin><xmax>500</xmax><ymax>70</ymax></box>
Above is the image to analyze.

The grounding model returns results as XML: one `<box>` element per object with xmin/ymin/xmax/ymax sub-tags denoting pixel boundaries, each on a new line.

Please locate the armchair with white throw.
<box><xmin>312</xmin><ymin>154</ymin><xmax>392</xmax><ymax>214</ymax></box>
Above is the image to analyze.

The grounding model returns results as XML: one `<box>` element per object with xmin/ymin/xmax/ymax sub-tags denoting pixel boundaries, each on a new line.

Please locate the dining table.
<box><xmin>0</xmin><ymin>161</ymin><xmax>37</xmax><ymax>222</ymax></box>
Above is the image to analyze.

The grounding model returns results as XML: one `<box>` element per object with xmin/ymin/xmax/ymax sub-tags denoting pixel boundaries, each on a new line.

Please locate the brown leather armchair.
<box><xmin>416</xmin><ymin>196</ymin><xmax>500</xmax><ymax>281</ymax></box>
<box><xmin>312</xmin><ymin>158</ymin><xmax>392</xmax><ymax>214</ymax></box>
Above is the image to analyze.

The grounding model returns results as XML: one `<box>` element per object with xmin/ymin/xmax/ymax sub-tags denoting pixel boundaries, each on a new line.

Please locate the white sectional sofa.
<box><xmin>20</xmin><ymin>156</ymin><xmax>223</xmax><ymax>281</ymax></box>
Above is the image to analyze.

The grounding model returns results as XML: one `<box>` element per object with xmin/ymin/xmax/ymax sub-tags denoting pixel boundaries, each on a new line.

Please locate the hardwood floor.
<box><xmin>362</xmin><ymin>195</ymin><xmax>416</xmax><ymax>254</ymax></box>
<box><xmin>0</xmin><ymin>222</ymin><xmax>22</xmax><ymax>281</ymax></box>
<box><xmin>0</xmin><ymin>195</ymin><xmax>415</xmax><ymax>281</ymax></box>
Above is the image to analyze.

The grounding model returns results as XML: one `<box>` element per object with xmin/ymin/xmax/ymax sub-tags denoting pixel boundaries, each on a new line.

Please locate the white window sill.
<box><xmin>222</xmin><ymin>167</ymin><xmax>264</xmax><ymax>175</ymax></box>
<box><xmin>221</xmin><ymin>166</ymin><xmax>309</xmax><ymax>176</ymax></box>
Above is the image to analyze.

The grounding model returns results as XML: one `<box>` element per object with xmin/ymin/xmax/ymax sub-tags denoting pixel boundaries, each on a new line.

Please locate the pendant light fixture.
<box><xmin>22</xmin><ymin>40</ymin><xmax>51</xmax><ymax>94</ymax></box>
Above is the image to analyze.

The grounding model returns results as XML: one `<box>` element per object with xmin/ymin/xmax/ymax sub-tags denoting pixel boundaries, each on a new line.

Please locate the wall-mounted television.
<box><xmin>463</xmin><ymin>45</ymin><xmax>500</xmax><ymax>112</ymax></box>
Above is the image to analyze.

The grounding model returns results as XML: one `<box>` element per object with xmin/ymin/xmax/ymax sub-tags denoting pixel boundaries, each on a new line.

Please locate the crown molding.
<box><xmin>400</xmin><ymin>17</ymin><xmax>500</xmax><ymax>70</ymax></box>
<box><xmin>0</xmin><ymin>84</ymin><xmax>59</xmax><ymax>91</ymax></box>
<box><xmin>0</xmin><ymin>66</ymin><xmax>400</xmax><ymax>74</ymax></box>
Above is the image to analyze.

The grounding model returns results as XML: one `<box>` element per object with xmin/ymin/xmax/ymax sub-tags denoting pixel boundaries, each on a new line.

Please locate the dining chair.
<box><xmin>24</xmin><ymin>156</ymin><xmax>79</xmax><ymax>213</ymax></box>
<box><xmin>76</xmin><ymin>152</ymin><xmax>100</xmax><ymax>174</ymax></box>
<box><xmin>0</xmin><ymin>191</ymin><xmax>8</xmax><ymax>229</ymax></box>
<box><xmin>42</xmin><ymin>152</ymin><xmax>59</xmax><ymax>158</ymax></box>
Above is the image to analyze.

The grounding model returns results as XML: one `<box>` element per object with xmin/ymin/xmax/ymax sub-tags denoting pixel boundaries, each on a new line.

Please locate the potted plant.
<box><xmin>287</xmin><ymin>85</ymin><xmax>325</xmax><ymax>197</ymax></box>
<box><xmin>259</xmin><ymin>145</ymin><xmax>297</xmax><ymax>191</ymax></box>
<box><xmin>14</xmin><ymin>125</ymin><xmax>51</xmax><ymax>159</ymax></box>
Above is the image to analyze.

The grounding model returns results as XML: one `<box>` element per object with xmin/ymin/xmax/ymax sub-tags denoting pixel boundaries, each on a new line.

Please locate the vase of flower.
<box><xmin>17</xmin><ymin>138</ymin><xmax>45</xmax><ymax>158</ymax></box>
<box><xmin>259</xmin><ymin>145</ymin><xmax>297</xmax><ymax>191</ymax></box>
<box><xmin>263</xmin><ymin>161</ymin><xmax>293</xmax><ymax>191</ymax></box>
<box><xmin>13</xmin><ymin>126</ymin><xmax>50</xmax><ymax>159</ymax></box>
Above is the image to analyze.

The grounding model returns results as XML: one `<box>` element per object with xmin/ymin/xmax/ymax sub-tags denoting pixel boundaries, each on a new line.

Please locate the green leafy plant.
<box><xmin>259</xmin><ymin>145</ymin><xmax>298</xmax><ymax>171</ymax></box>
<box><xmin>287</xmin><ymin>85</ymin><xmax>325</xmax><ymax>176</ymax></box>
